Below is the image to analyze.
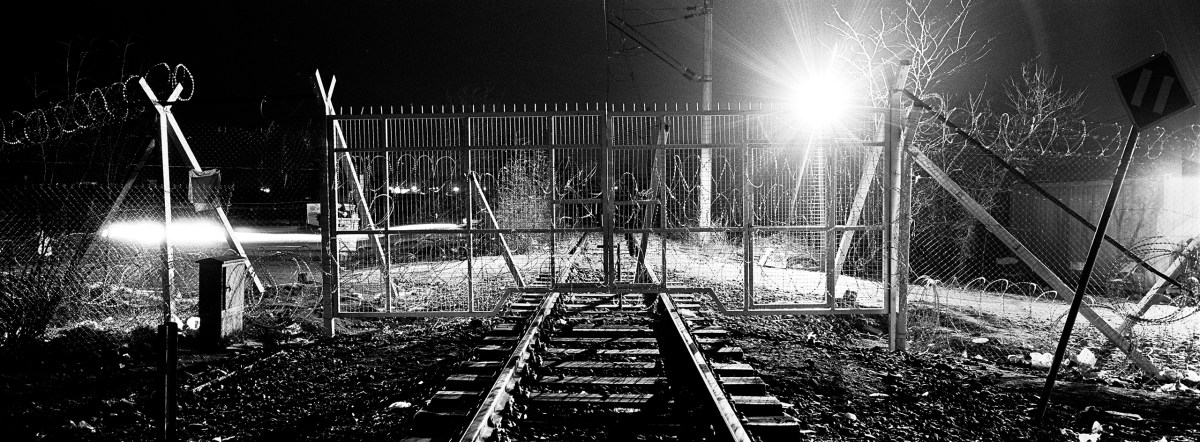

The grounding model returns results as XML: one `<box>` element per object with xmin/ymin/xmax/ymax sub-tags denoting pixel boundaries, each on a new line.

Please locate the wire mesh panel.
<box><xmin>330</xmin><ymin>116</ymin><xmax>479</xmax><ymax>315</ymax></box>
<box><xmin>744</xmin><ymin>116</ymin><xmax>890</xmax><ymax>313</ymax></box>
<box><xmin>469</xmin><ymin>145</ymin><xmax>554</xmax><ymax>300</ymax></box>
<box><xmin>903</xmin><ymin>117</ymin><xmax>1200</xmax><ymax>375</ymax></box>
<box><xmin>549</xmin><ymin>143</ymin><xmax>604</xmax><ymax>285</ymax></box>
<box><xmin>326</xmin><ymin>105</ymin><xmax>899</xmax><ymax>319</ymax></box>
<box><xmin>0</xmin><ymin>114</ymin><xmax>324</xmax><ymax>354</ymax></box>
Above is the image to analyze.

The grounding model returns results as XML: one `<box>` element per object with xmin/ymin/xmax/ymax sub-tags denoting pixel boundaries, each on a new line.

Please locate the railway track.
<box><xmin>402</xmin><ymin>280</ymin><xmax>801</xmax><ymax>441</ymax></box>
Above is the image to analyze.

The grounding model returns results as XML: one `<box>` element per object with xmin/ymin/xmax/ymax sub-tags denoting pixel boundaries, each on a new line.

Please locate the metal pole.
<box><xmin>698</xmin><ymin>0</ymin><xmax>714</xmax><ymax>233</ymax></box>
<box><xmin>158</xmin><ymin>110</ymin><xmax>173</xmax><ymax>324</ymax></box>
<box><xmin>602</xmin><ymin>110</ymin><xmax>615</xmax><ymax>287</ymax></box>
<box><xmin>156</xmin><ymin>99</ymin><xmax>177</xmax><ymax>442</ymax></box>
<box><xmin>825</xmin><ymin>132</ymin><xmax>838</xmax><ymax>309</ymax></box>
<box><xmin>465</xmin><ymin>118</ymin><xmax>475</xmax><ymax>312</ymax></box>
<box><xmin>548</xmin><ymin>117</ymin><xmax>557</xmax><ymax>286</ymax></box>
<box><xmin>383</xmin><ymin>122</ymin><xmax>393</xmax><ymax>313</ymax></box>
<box><xmin>157</xmin><ymin>319</ymin><xmax>177</xmax><ymax>442</ymax></box>
<box><xmin>601</xmin><ymin>0</ymin><xmax>615</xmax><ymax>287</ymax></box>
<box><xmin>1036</xmin><ymin>125</ymin><xmax>1139</xmax><ymax>421</ymax></box>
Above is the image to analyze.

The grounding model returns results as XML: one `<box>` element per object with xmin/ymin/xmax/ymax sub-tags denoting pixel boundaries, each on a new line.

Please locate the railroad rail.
<box><xmin>401</xmin><ymin>256</ymin><xmax>801</xmax><ymax>441</ymax></box>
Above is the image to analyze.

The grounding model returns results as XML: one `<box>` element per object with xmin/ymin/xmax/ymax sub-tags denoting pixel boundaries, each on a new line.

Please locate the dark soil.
<box><xmin>3</xmin><ymin>312</ymin><xmax>1198</xmax><ymax>441</ymax></box>
<box><xmin>1</xmin><ymin>317</ymin><xmax>488</xmax><ymax>441</ymax></box>
<box><xmin>716</xmin><ymin>314</ymin><xmax>1200</xmax><ymax>441</ymax></box>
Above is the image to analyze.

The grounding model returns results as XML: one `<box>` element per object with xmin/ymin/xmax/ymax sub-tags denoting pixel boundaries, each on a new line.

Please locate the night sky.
<box><xmin>2</xmin><ymin>0</ymin><xmax>1198</xmax><ymax>128</ymax></box>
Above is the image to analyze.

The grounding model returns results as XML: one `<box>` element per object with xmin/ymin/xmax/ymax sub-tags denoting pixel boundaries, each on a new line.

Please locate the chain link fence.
<box><xmin>5</xmin><ymin>90</ymin><xmax>1198</xmax><ymax>388</ymax></box>
<box><xmin>905</xmin><ymin>116</ymin><xmax>1200</xmax><ymax>381</ymax></box>
<box><xmin>0</xmin><ymin>118</ymin><xmax>324</xmax><ymax>357</ymax></box>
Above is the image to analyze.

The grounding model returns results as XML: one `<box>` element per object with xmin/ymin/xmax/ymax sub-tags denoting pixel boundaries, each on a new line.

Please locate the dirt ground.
<box><xmin>3</xmin><ymin>297</ymin><xmax>1198</xmax><ymax>442</ymax></box>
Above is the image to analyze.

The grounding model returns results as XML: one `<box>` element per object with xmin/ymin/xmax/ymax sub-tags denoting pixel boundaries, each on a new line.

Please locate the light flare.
<box><xmin>790</xmin><ymin>74</ymin><xmax>855</xmax><ymax>126</ymax></box>
<box><xmin>101</xmin><ymin>220</ymin><xmax>227</xmax><ymax>246</ymax></box>
<box><xmin>101</xmin><ymin>221</ymin><xmax>322</xmax><ymax>246</ymax></box>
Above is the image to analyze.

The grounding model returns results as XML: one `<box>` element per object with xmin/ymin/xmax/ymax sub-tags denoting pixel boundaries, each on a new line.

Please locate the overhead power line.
<box><xmin>606</xmin><ymin>11</ymin><xmax>707</xmax><ymax>82</ymax></box>
<box><xmin>631</xmin><ymin>13</ymin><xmax>701</xmax><ymax>27</ymax></box>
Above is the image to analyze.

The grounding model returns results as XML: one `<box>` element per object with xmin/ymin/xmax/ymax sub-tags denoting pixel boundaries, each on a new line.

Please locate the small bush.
<box><xmin>493</xmin><ymin>150</ymin><xmax>552</xmax><ymax>254</ymax></box>
<box><xmin>0</xmin><ymin>265</ymin><xmax>84</xmax><ymax>351</ymax></box>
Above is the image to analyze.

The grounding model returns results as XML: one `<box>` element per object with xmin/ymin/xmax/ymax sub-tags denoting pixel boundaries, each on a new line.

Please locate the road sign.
<box><xmin>1113</xmin><ymin>51</ymin><xmax>1194</xmax><ymax>129</ymax></box>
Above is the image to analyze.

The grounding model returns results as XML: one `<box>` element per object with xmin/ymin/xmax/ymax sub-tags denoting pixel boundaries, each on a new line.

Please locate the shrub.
<box><xmin>493</xmin><ymin>150</ymin><xmax>552</xmax><ymax>254</ymax></box>
<box><xmin>0</xmin><ymin>264</ymin><xmax>85</xmax><ymax>351</ymax></box>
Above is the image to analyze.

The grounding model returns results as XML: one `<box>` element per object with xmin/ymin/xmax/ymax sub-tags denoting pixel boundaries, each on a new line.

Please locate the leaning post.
<box><xmin>1037</xmin><ymin>126</ymin><xmax>1138</xmax><ymax>419</ymax></box>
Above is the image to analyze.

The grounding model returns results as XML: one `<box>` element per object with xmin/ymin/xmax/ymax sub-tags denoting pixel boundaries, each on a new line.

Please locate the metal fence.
<box><xmin>903</xmin><ymin>115</ymin><xmax>1200</xmax><ymax>376</ymax></box>
<box><xmin>324</xmin><ymin>103</ymin><xmax>907</xmax><ymax>329</ymax></box>
<box><xmin>6</xmin><ymin>93</ymin><xmax>1196</xmax><ymax>379</ymax></box>
<box><xmin>0</xmin><ymin>119</ymin><xmax>322</xmax><ymax>353</ymax></box>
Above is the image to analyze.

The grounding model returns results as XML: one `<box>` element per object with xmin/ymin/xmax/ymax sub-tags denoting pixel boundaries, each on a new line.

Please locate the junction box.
<box><xmin>197</xmin><ymin>255</ymin><xmax>247</xmax><ymax>348</ymax></box>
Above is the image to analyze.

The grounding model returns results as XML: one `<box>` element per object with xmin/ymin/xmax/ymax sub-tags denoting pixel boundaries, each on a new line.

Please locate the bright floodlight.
<box><xmin>101</xmin><ymin>220</ymin><xmax>227</xmax><ymax>246</ymax></box>
<box><xmin>787</xmin><ymin>72</ymin><xmax>855</xmax><ymax>127</ymax></box>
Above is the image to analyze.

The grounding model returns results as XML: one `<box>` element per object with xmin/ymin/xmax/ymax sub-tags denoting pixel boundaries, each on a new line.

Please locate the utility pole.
<box><xmin>698</xmin><ymin>0</ymin><xmax>714</xmax><ymax>233</ymax></box>
<box><xmin>605</xmin><ymin>2</ymin><xmax>714</xmax><ymax>231</ymax></box>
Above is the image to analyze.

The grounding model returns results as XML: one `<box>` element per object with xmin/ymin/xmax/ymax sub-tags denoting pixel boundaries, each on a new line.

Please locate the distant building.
<box><xmin>1009</xmin><ymin>150</ymin><xmax>1200</xmax><ymax>294</ymax></box>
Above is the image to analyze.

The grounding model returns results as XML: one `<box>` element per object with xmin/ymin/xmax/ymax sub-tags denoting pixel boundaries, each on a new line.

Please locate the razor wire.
<box><xmin>327</xmin><ymin>106</ymin><xmax>894</xmax><ymax>317</ymax></box>
<box><xmin>2</xmin><ymin>63</ymin><xmax>194</xmax><ymax>147</ymax></box>
<box><xmin>0</xmin><ymin>118</ymin><xmax>321</xmax><ymax>354</ymax></box>
<box><xmin>903</xmin><ymin>104</ymin><xmax>1200</xmax><ymax>371</ymax></box>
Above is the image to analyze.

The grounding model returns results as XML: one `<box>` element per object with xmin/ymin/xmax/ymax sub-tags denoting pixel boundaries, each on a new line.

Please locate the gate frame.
<box><xmin>319</xmin><ymin>74</ymin><xmax>913</xmax><ymax>347</ymax></box>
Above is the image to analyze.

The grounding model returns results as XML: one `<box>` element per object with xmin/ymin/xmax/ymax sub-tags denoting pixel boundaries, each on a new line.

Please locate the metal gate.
<box><xmin>322</xmin><ymin>103</ymin><xmax>904</xmax><ymax>327</ymax></box>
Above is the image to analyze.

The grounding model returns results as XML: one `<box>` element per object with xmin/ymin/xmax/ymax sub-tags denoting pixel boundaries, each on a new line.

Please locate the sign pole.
<box><xmin>1036</xmin><ymin>51</ymin><xmax>1193</xmax><ymax>421</ymax></box>
<box><xmin>1035</xmin><ymin>125</ymin><xmax>1138</xmax><ymax>421</ymax></box>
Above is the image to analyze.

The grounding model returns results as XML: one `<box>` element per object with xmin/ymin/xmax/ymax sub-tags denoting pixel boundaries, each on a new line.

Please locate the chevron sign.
<box><xmin>1113</xmin><ymin>51</ymin><xmax>1194</xmax><ymax>129</ymax></box>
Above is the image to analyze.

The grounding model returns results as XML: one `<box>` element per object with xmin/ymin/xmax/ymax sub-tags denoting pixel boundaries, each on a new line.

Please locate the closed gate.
<box><xmin>322</xmin><ymin>103</ymin><xmax>905</xmax><ymax>330</ymax></box>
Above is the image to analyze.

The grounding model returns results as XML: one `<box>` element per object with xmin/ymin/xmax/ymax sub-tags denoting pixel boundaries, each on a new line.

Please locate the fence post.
<box><xmin>157</xmin><ymin>321</ymin><xmax>178</xmax><ymax>442</ymax></box>
<box><xmin>602</xmin><ymin>109</ymin><xmax>616</xmax><ymax>287</ymax></box>
<box><xmin>321</xmin><ymin>110</ymin><xmax>337</xmax><ymax>337</ymax></box>
<box><xmin>143</xmin><ymin>82</ymin><xmax>185</xmax><ymax>441</ymax></box>
<box><xmin>887</xmin><ymin>61</ymin><xmax>912</xmax><ymax>351</ymax></box>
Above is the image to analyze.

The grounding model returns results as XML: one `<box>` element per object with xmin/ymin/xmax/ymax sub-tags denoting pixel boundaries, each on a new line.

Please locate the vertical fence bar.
<box><xmin>464</xmin><ymin>117</ymin><xmax>475</xmax><ymax>312</ymax></box>
<box><xmin>660</xmin><ymin>129</ymin><xmax>668</xmax><ymax>291</ymax></box>
<box><xmin>742</xmin><ymin>115</ymin><xmax>754</xmax><ymax>312</ymax></box>
<box><xmin>602</xmin><ymin>112</ymin><xmax>615</xmax><ymax>287</ymax></box>
<box><xmin>321</xmin><ymin>116</ymin><xmax>334</xmax><ymax>334</ymax></box>
<box><xmin>548</xmin><ymin>116</ymin><xmax>557</xmax><ymax>285</ymax></box>
<box><xmin>383</xmin><ymin>119</ymin><xmax>393</xmax><ymax>313</ymax></box>
<box><xmin>825</xmin><ymin>134</ymin><xmax>838</xmax><ymax>308</ymax></box>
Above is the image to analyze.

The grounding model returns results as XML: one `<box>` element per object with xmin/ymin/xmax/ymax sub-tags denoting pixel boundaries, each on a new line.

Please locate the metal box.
<box><xmin>197</xmin><ymin>255</ymin><xmax>247</xmax><ymax>347</ymax></box>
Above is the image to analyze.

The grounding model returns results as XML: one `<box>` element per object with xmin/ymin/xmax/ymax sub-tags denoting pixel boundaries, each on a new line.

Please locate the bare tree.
<box><xmin>994</xmin><ymin>62</ymin><xmax>1089</xmax><ymax>157</ymax></box>
<box><xmin>910</xmin><ymin>63</ymin><xmax>1091</xmax><ymax>279</ymax></box>
<box><xmin>832</xmin><ymin>0</ymin><xmax>992</xmax><ymax>106</ymax></box>
<box><xmin>833</xmin><ymin>2</ymin><xmax>1095</xmax><ymax>280</ymax></box>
